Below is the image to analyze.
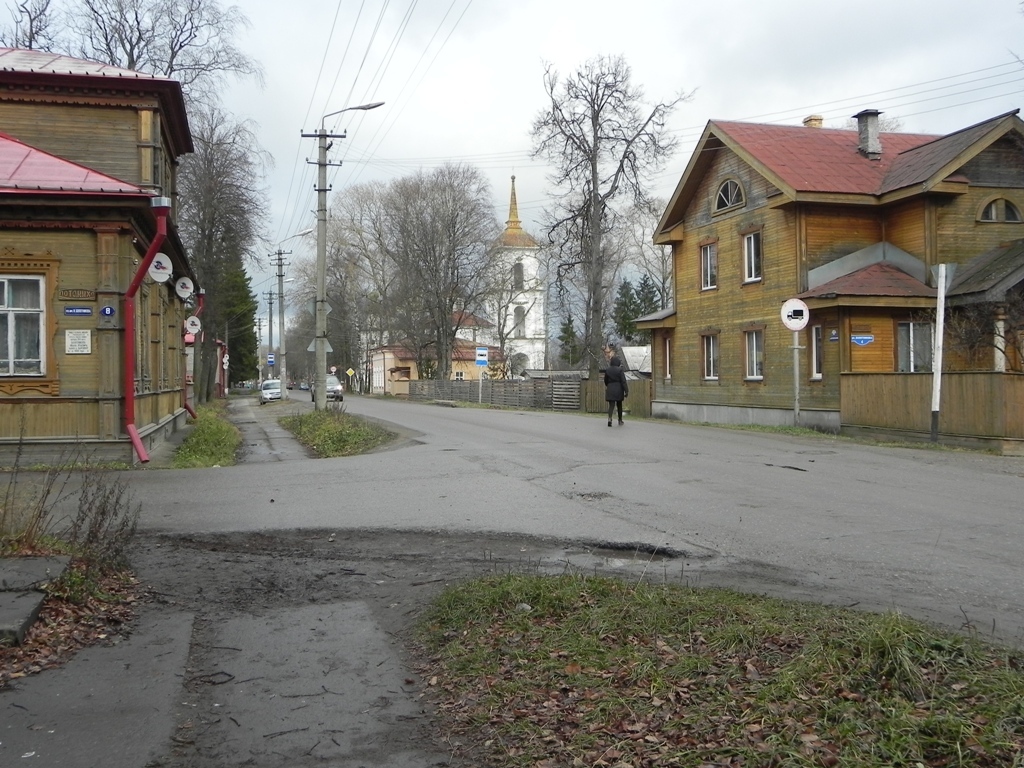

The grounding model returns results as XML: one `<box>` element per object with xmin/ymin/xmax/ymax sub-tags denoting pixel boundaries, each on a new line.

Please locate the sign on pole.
<box><xmin>267</xmin><ymin>352</ymin><xmax>275</xmax><ymax>367</ymax></box>
<box><xmin>475</xmin><ymin>346</ymin><xmax>488</xmax><ymax>366</ymax></box>
<box><xmin>780</xmin><ymin>298</ymin><xmax>810</xmax><ymax>425</ymax></box>
<box><xmin>780</xmin><ymin>298</ymin><xmax>809</xmax><ymax>331</ymax></box>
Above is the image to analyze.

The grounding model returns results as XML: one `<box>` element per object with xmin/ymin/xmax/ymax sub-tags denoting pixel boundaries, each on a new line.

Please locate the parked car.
<box><xmin>311</xmin><ymin>374</ymin><xmax>344</xmax><ymax>402</ymax></box>
<box><xmin>299</xmin><ymin>382</ymin><xmax>309</xmax><ymax>390</ymax></box>
<box><xmin>259</xmin><ymin>378</ymin><xmax>282</xmax><ymax>405</ymax></box>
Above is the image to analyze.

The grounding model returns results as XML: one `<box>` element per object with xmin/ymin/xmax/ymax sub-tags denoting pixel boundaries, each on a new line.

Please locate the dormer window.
<box><xmin>978</xmin><ymin>198</ymin><xmax>1022</xmax><ymax>223</ymax></box>
<box><xmin>715</xmin><ymin>179</ymin><xmax>743</xmax><ymax>212</ymax></box>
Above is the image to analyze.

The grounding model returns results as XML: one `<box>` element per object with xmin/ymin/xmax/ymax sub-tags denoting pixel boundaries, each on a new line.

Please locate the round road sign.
<box><xmin>780</xmin><ymin>298</ymin><xmax>810</xmax><ymax>331</ymax></box>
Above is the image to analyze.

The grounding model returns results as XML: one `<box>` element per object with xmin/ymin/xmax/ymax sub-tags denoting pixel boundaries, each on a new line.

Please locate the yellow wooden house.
<box><xmin>0</xmin><ymin>48</ymin><xmax>196</xmax><ymax>464</ymax></box>
<box><xmin>641</xmin><ymin>109</ymin><xmax>1024</xmax><ymax>450</ymax></box>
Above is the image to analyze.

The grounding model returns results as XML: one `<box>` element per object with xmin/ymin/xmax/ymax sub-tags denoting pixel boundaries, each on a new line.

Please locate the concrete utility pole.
<box><xmin>302</xmin><ymin>100</ymin><xmax>384</xmax><ymax>411</ymax></box>
<box><xmin>264</xmin><ymin>290</ymin><xmax>275</xmax><ymax>377</ymax></box>
<box><xmin>271</xmin><ymin>249</ymin><xmax>291</xmax><ymax>398</ymax></box>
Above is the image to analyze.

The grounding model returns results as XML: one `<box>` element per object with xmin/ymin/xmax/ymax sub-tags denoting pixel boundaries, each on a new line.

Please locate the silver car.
<box><xmin>259</xmin><ymin>378</ymin><xmax>282</xmax><ymax>405</ymax></box>
<box><xmin>311</xmin><ymin>374</ymin><xmax>344</xmax><ymax>401</ymax></box>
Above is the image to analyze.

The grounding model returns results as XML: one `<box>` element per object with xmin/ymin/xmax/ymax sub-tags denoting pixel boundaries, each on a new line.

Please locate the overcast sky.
<box><xmin>220</xmin><ymin>0</ymin><xmax>1024</xmax><ymax>318</ymax></box>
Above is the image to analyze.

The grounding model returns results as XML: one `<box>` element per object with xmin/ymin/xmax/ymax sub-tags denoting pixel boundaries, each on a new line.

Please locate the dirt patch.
<box><xmin>133</xmin><ymin>527</ymin><xmax>686</xmax><ymax>767</ymax></box>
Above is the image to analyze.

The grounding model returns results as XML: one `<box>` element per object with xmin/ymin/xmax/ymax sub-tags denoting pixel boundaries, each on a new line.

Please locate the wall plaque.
<box><xmin>65</xmin><ymin>329</ymin><xmax>92</xmax><ymax>354</ymax></box>
<box><xmin>59</xmin><ymin>288</ymin><xmax>97</xmax><ymax>301</ymax></box>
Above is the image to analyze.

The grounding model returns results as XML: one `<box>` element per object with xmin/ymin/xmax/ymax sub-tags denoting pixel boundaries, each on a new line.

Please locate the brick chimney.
<box><xmin>803</xmin><ymin>115</ymin><xmax>823</xmax><ymax>128</ymax></box>
<box><xmin>853</xmin><ymin>109</ymin><xmax>882</xmax><ymax>160</ymax></box>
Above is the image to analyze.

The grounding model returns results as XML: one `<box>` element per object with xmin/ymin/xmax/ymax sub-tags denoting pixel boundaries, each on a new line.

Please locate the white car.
<box><xmin>259</xmin><ymin>378</ymin><xmax>282</xmax><ymax>405</ymax></box>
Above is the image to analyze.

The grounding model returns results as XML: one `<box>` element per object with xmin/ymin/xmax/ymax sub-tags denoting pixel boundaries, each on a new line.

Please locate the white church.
<box><xmin>486</xmin><ymin>175</ymin><xmax>548</xmax><ymax>374</ymax></box>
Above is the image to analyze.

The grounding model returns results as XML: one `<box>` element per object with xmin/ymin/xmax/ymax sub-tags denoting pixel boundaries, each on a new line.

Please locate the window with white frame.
<box><xmin>454</xmin><ymin>370</ymin><xmax>464</xmax><ymax>381</ymax></box>
<box><xmin>743</xmin><ymin>231</ymin><xmax>762</xmax><ymax>282</ymax></box>
<box><xmin>897</xmin><ymin>321</ymin><xmax>933</xmax><ymax>372</ymax></box>
<box><xmin>702</xmin><ymin>333</ymin><xmax>718</xmax><ymax>380</ymax></box>
<box><xmin>715</xmin><ymin>179</ymin><xmax>743</xmax><ymax>211</ymax></box>
<box><xmin>0</xmin><ymin>276</ymin><xmax>45</xmax><ymax>376</ymax></box>
<box><xmin>811</xmin><ymin>325</ymin><xmax>823</xmax><ymax>380</ymax></box>
<box><xmin>700</xmin><ymin>242</ymin><xmax>718</xmax><ymax>290</ymax></box>
<box><xmin>744</xmin><ymin>329</ymin><xmax>764</xmax><ymax>380</ymax></box>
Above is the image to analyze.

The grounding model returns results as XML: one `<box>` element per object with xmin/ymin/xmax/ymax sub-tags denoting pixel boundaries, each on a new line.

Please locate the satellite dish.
<box><xmin>175</xmin><ymin>276</ymin><xmax>195</xmax><ymax>300</ymax></box>
<box><xmin>148</xmin><ymin>253</ymin><xmax>173</xmax><ymax>283</ymax></box>
<box><xmin>184</xmin><ymin>315</ymin><xmax>202</xmax><ymax>334</ymax></box>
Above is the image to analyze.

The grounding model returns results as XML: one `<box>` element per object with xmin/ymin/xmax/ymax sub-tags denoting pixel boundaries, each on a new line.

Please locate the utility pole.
<box><xmin>303</xmin><ymin>100</ymin><xmax>384</xmax><ymax>411</ymax></box>
<box><xmin>264</xmin><ymin>290</ymin><xmax>275</xmax><ymax>378</ymax></box>
<box><xmin>271</xmin><ymin>249</ymin><xmax>291</xmax><ymax>398</ymax></box>
<box><xmin>256</xmin><ymin>317</ymin><xmax>264</xmax><ymax>382</ymax></box>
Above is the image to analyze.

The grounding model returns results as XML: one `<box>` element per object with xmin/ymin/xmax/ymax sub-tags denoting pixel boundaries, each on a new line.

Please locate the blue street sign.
<box><xmin>851</xmin><ymin>335</ymin><xmax>875</xmax><ymax>346</ymax></box>
<box><xmin>475</xmin><ymin>346</ymin><xmax>488</xmax><ymax>366</ymax></box>
<box><xmin>100</xmin><ymin>306</ymin><xmax>116</xmax><ymax>317</ymax></box>
<box><xmin>64</xmin><ymin>307</ymin><xmax>92</xmax><ymax>316</ymax></box>
<box><xmin>267</xmin><ymin>352</ymin><xmax>275</xmax><ymax>366</ymax></box>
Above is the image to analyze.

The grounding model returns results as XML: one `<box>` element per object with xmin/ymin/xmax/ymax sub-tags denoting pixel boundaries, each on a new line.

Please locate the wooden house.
<box><xmin>369</xmin><ymin>339</ymin><xmax>504</xmax><ymax>396</ymax></box>
<box><xmin>0</xmin><ymin>48</ymin><xmax>196</xmax><ymax>464</ymax></box>
<box><xmin>640</xmin><ymin>109</ymin><xmax>1024</xmax><ymax>451</ymax></box>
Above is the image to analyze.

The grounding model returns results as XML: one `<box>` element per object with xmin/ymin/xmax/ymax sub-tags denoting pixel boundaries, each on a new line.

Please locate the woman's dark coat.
<box><xmin>603</xmin><ymin>357</ymin><xmax>629</xmax><ymax>402</ymax></box>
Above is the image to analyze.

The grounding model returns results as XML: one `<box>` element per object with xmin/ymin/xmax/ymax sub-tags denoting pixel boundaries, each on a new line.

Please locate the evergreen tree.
<box><xmin>611</xmin><ymin>280</ymin><xmax>641</xmax><ymax>343</ymax></box>
<box><xmin>220</xmin><ymin>268</ymin><xmax>259</xmax><ymax>384</ymax></box>
<box><xmin>557</xmin><ymin>316</ymin><xmax>583</xmax><ymax>368</ymax></box>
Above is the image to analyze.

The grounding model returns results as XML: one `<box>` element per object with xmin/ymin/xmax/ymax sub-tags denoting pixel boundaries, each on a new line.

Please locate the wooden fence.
<box><xmin>840</xmin><ymin>372</ymin><xmax>1024</xmax><ymax>440</ymax></box>
<box><xmin>407</xmin><ymin>377</ymin><xmax>602</xmax><ymax>412</ymax></box>
<box><xmin>581</xmin><ymin>379</ymin><xmax>652</xmax><ymax>418</ymax></box>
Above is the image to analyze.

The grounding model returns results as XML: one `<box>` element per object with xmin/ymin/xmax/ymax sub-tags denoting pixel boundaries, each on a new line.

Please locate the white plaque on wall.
<box><xmin>65</xmin><ymin>329</ymin><xmax>92</xmax><ymax>354</ymax></box>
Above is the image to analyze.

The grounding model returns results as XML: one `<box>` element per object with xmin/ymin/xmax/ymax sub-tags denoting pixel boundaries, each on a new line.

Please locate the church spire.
<box><xmin>499</xmin><ymin>174</ymin><xmax>538</xmax><ymax>248</ymax></box>
<box><xmin>506</xmin><ymin>174</ymin><xmax>522</xmax><ymax>229</ymax></box>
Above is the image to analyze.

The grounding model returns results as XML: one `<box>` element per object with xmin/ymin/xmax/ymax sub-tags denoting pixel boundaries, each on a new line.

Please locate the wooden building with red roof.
<box><xmin>0</xmin><ymin>48</ymin><xmax>196</xmax><ymax>464</ymax></box>
<box><xmin>640</xmin><ymin>110</ymin><xmax>1024</xmax><ymax>449</ymax></box>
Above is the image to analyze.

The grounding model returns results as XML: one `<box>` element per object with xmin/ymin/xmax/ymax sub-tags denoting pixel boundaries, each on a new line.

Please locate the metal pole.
<box><xmin>792</xmin><ymin>330</ymin><xmax>800</xmax><ymax>425</ymax></box>
<box><xmin>930</xmin><ymin>263</ymin><xmax>947</xmax><ymax>442</ymax></box>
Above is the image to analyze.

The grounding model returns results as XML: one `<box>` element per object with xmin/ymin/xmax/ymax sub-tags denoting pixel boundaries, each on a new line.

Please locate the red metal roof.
<box><xmin>712</xmin><ymin>120</ymin><xmax>937</xmax><ymax>194</ymax></box>
<box><xmin>798</xmin><ymin>262</ymin><xmax>935</xmax><ymax>299</ymax></box>
<box><xmin>0</xmin><ymin>47</ymin><xmax>172</xmax><ymax>81</ymax></box>
<box><xmin>0</xmin><ymin>131</ymin><xmax>147</xmax><ymax>196</ymax></box>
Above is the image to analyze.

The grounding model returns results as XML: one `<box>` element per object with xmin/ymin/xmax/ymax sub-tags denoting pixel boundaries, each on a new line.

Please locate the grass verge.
<box><xmin>172</xmin><ymin>403</ymin><xmax>242</xmax><ymax>468</ymax></box>
<box><xmin>280</xmin><ymin>407</ymin><xmax>393</xmax><ymax>457</ymax></box>
<box><xmin>417</xmin><ymin>573</ymin><xmax>1024</xmax><ymax>767</ymax></box>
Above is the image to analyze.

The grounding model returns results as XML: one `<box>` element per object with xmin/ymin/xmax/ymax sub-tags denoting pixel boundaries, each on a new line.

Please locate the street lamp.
<box><xmin>273</xmin><ymin>229</ymin><xmax>313</xmax><ymax>399</ymax></box>
<box><xmin>303</xmin><ymin>100</ymin><xmax>384</xmax><ymax>411</ymax></box>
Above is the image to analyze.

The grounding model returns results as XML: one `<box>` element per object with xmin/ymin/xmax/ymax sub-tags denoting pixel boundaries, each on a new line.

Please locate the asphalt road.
<box><xmin>135</xmin><ymin>393</ymin><xmax>1024</xmax><ymax>646</ymax></box>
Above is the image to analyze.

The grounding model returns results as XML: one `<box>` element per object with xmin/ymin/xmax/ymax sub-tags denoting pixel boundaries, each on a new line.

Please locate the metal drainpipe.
<box><xmin>124</xmin><ymin>197</ymin><xmax>171</xmax><ymax>463</ymax></box>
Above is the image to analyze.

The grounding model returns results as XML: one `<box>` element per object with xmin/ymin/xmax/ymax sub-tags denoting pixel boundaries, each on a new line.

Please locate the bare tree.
<box><xmin>622</xmin><ymin>198</ymin><xmax>672</xmax><ymax>310</ymax></box>
<box><xmin>945</xmin><ymin>292</ymin><xmax>1024</xmax><ymax>372</ymax></box>
<box><xmin>0</xmin><ymin>0</ymin><xmax>58</xmax><ymax>49</ymax></box>
<box><xmin>176</xmin><ymin>103</ymin><xmax>269</xmax><ymax>401</ymax></box>
<box><xmin>68</xmin><ymin>0</ymin><xmax>261</xmax><ymax>104</ymax></box>
<box><xmin>531</xmin><ymin>54</ymin><xmax>688</xmax><ymax>372</ymax></box>
<box><xmin>331</xmin><ymin>165</ymin><xmax>500</xmax><ymax>381</ymax></box>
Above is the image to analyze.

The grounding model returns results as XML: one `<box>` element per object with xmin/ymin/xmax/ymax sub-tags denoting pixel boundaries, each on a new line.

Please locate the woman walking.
<box><xmin>604</xmin><ymin>356</ymin><xmax>628</xmax><ymax>427</ymax></box>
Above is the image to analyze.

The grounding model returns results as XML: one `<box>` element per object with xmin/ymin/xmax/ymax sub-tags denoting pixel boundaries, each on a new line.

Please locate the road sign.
<box><xmin>267</xmin><ymin>352</ymin><xmax>275</xmax><ymax>366</ymax></box>
<box><xmin>346</xmin><ymin>367</ymin><xmax>355</xmax><ymax>377</ymax></box>
<box><xmin>780</xmin><ymin>298</ymin><xmax>810</xmax><ymax>331</ymax></box>
<box><xmin>475</xmin><ymin>346</ymin><xmax>488</xmax><ymax>366</ymax></box>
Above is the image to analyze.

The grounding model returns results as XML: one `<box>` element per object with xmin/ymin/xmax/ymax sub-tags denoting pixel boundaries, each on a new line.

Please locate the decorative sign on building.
<box><xmin>65</xmin><ymin>329</ymin><xmax>92</xmax><ymax>354</ymax></box>
<box><xmin>59</xmin><ymin>288</ymin><xmax>96</xmax><ymax>301</ymax></box>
